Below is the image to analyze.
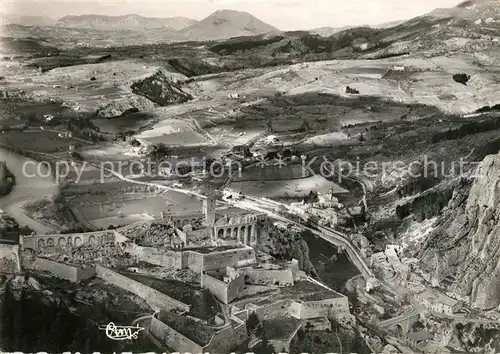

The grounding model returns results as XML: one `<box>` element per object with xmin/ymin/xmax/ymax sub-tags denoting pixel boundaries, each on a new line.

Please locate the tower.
<box><xmin>203</xmin><ymin>197</ymin><xmax>216</xmax><ymax>226</ymax></box>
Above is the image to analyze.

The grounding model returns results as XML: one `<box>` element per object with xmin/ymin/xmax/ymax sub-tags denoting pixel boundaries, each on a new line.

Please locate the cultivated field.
<box><xmin>230</xmin><ymin>175</ymin><xmax>349</xmax><ymax>198</ymax></box>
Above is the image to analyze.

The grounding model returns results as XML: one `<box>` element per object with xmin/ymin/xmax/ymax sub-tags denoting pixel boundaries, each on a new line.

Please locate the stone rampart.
<box><xmin>96</xmin><ymin>265</ymin><xmax>190</xmax><ymax>312</ymax></box>
<box><xmin>150</xmin><ymin>314</ymin><xmax>247</xmax><ymax>354</ymax></box>
<box><xmin>33</xmin><ymin>257</ymin><xmax>95</xmax><ymax>282</ymax></box>
<box><xmin>290</xmin><ymin>297</ymin><xmax>350</xmax><ymax>320</ymax></box>
<box><xmin>201</xmin><ymin>272</ymin><xmax>245</xmax><ymax>304</ymax></box>
<box><xmin>243</xmin><ymin>268</ymin><xmax>294</xmax><ymax>286</ymax></box>
<box><xmin>150</xmin><ymin>316</ymin><xmax>203</xmax><ymax>353</ymax></box>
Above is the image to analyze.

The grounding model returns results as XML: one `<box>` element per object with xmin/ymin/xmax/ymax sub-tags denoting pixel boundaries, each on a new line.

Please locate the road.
<box><xmin>379</xmin><ymin>307</ymin><xmax>421</xmax><ymax>329</ymax></box>
<box><xmin>222</xmin><ymin>190</ymin><xmax>375</xmax><ymax>280</ymax></box>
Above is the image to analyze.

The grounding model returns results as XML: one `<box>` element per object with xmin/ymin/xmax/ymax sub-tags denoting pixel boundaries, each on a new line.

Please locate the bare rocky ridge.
<box><xmin>55</xmin><ymin>14</ymin><xmax>197</xmax><ymax>31</ymax></box>
<box><xmin>130</xmin><ymin>70</ymin><xmax>193</xmax><ymax>107</ymax></box>
<box><xmin>419</xmin><ymin>151</ymin><xmax>500</xmax><ymax>310</ymax></box>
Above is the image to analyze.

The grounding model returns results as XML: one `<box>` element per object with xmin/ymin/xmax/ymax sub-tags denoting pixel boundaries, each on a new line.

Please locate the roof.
<box><xmin>408</xmin><ymin>331</ymin><xmax>433</xmax><ymax>342</ymax></box>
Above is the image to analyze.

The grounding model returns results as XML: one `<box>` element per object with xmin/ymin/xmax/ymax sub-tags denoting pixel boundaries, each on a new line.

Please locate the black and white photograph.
<box><xmin>1</xmin><ymin>0</ymin><xmax>500</xmax><ymax>353</ymax></box>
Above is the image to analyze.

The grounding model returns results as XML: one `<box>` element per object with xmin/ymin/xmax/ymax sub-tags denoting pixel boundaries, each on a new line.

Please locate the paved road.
<box><xmin>222</xmin><ymin>192</ymin><xmax>375</xmax><ymax>280</ymax></box>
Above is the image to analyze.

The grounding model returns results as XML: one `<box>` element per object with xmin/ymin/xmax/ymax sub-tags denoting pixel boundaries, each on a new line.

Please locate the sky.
<box><xmin>2</xmin><ymin>0</ymin><xmax>464</xmax><ymax>30</ymax></box>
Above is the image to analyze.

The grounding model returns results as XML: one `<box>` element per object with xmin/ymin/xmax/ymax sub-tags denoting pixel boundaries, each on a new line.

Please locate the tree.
<box><xmin>146</xmin><ymin>143</ymin><xmax>170</xmax><ymax>162</ymax></box>
<box><xmin>453</xmin><ymin>73</ymin><xmax>471</xmax><ymax>85</ymax></box>
<box><xmin>258</xmin><ymin>336</ymin><xmax>275</xmax><ymax>354</ymax></box>
<box><xmin>247</xmin><ymin>313</ymin><xmax>260</xmax><ymax>333</ymax></box>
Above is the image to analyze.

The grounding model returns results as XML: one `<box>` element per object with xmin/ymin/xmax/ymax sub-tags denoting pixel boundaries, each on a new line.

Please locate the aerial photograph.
<box><xmin>0</xmin><ymin>0</ymin><xmax>500</xmax><ymax>352</ymax></box>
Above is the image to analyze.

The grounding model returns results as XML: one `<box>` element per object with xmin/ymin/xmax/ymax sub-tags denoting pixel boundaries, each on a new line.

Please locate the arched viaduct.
<box><xmin>23</xmin><ymin>230</ymin><xmax>116</xmax><ymax>251</ymax></box>
<box><xmin>213</xmin><ymin>214</ymin><xmax>265</xmax><ymax>246</ymax></box>
<box><xmin>379</xmin><ymin>308</ymin><xmax>422</xmax><ymax>334</ymax></box>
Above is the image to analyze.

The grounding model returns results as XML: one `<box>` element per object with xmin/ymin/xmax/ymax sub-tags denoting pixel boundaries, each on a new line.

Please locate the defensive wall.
<box><xmin>242</xmin><ymin>268</ymin><xmax>295</xmax><ymax>287</ymax></box>
<box><xmin>288</xmin><ymin>297</ymin><xmax>350</xmax><ymax>319</ymax></box>
<box><xmin>250</xmin><ymin>294</ymin><xmax>349</xmax><ymax>321</ymax></box>
<box><xmin>252</xmin><ymin>299</ymin><xmax>292</xmax><ymax>321</ymax></box>
<box><xmin>96</xmin><ymin>265</ymin><xmax>191</xmax><ymax>313</ymax></box>
<box><xmin>33</xmin><ymin>257</ymin><xmax>95</xmax><ymax>282</ymax></box>
<box><xmin>126</xmin><ymin>243</ymin><xmax>256</xmax><ymax>273</ymax></box>
<box><xmin>201</xmin><ymin>271</ymin><xmax>245</xmax><ymax>304</ymax></box>
<box><xmin>0</xmin><ymin>243</ymin><xmax>21</xmax><ymax>274</ymax></box>
<box><xmin>150</xmin><ymin>312</ymin><xmax>247</xmax><ymax>353</ymax></box>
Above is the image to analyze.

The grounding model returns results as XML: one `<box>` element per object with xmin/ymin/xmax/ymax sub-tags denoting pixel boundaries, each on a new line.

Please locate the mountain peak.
<box><xmin>178</xmin><ymin>9</ymin><xmax>280</xmax><ymax>41</ymax></box>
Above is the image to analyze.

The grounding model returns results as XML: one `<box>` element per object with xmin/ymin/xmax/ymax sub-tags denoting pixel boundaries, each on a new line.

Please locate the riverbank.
<box><xmin>0</xmin><ymin>163</ymin><xmax>15</xmax><ymax>198</ymax></box>
<box><xmin>0</xmin><ymin>147</ymin><xmax>59</xmax><ymax>235</ymax></box>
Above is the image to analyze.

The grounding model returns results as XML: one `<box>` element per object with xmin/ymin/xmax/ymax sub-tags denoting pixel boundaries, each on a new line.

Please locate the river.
<box><xmin>301</xmin><ymin>231</ymin><xmax>360</xmax><ymax>290</ymax></box>
<box><xmin>0</xmin><ymin>147</ymin><xmax>59</xmax><ymax>234</ymax></box>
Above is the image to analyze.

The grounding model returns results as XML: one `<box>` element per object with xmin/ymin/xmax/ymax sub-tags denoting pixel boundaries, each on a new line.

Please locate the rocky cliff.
<box><xmin>131</xmin><ymin>70</ymin><xmax>193</xmax><ymax>107</ymax></box>
<box><xmin>419</xmin><ymin>151</ymin><xmax>500</xmax><ymax>309</ymax></box>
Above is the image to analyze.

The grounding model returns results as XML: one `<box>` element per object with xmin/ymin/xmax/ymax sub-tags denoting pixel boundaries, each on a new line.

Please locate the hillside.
<box><xmin>0</xmin><ymin>14</ymin><xmax>54</xmax><ymax>26</ymax></box>
<box><xmin>178</xmin><ymin>10</ymin><xmax>280</xmax><ymax>41</ymax></box>
<box><xmin>55</xmin><ymin>14</ymin><xmax>197</xmax><ymax>31</ymax></box>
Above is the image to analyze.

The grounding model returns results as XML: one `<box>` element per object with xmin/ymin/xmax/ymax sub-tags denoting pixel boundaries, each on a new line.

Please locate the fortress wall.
<box><xmin>292</xmin><ymin>297</ymin><xmax>350</xmax><ymax>320</ymax></box>
<box><xmin>96</xmin><ymin>265</ymin><xmax>190</xmax><ymax>312</ymax></box>
<box><xmin>254</xmin><ymin>299</ymin><xmax>292</xmax><ymax>321</ymax></box>
<box><xmin>201</xmin><ymin>273</ymin><xmax>245</xmax><ymax>304</ymax></box>
<box><xmin>0</xmin><ymin>243</ymin><xmax>21</xmax><ymax>274</ymax></box>
<box><xmin>125</xmin><ymin>244</ymin><xmax>254</xmax><ymax>273</ymax></box>
<box><xmin>202</xmin><ymin>247</ymin><xmax>256</xmax><ymax>271</ymax></box>
<box><xmin>184</xmin><ymin>251</ymin><xmax>204</xmax><ymax>273</ymax></box>
<box><xmin>126</xmin><ymin>244</ymin><xmax>184</xmax><ymax>269</ymax></box>
<box><xmin>243</xmin><ymin>268</ymin><xmax>294</xmax><ymax>286</ymax></box>
<box><xmin>77</xmin><ymin>264</ymin><xmax>97</xmax><ymax>281</ymax></box>
<box><xmin>33</xmin><ymin>257</ymin><xmax>95</xmax><ymax>282</ymax></box>
<box><xmin>150</xmin><ymin>317</ymin><xmax>203</xmax><ymax>354</ymax></box>
<box><xmin>206</xmin><ymin>321</ymin><xmax>247</xmax><ymax>353</ymax></box>
<box><xmin>232</xmin><ymin>164</ymin><xmax>310</xmax><ymax>183</ymax></box>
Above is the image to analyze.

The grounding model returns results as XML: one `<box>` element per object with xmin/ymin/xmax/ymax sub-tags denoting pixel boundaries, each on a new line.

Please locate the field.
<box><xmin>140</xmin><ymin>131</ymin><xmax>209</xmax><ymax>146</ymax></box>
<box><xmin>0</xmin><ymin>130</ymin><xmax>91</xmax><ymax>153</ymax></box>
<box><xmin>70</xmin><ymin>194</ymin><xmax>167</xmax><ymax>219</ymax></box>
<box><xmin>90</xmin><ymin>114</ymin><xmax>153</xmax><ymax>134</ymax></box>
<box><xmin>67</xmin><ymin>188</ymin><xmax>202</xmax><ymax>228</ymax></box>
<box><xmin>230</xmin><ymin>175</ymin><xmax>349</xmax><ymax>198</ymax></box>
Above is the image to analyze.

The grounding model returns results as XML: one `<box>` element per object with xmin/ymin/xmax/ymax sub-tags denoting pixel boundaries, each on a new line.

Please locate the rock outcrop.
<box><xmin>131</xmin><ymin>70</ymin><xmax>192</xmax><ymax>106</ymax></box>
<box><xmin>420</xmin><ymin>151</ymin><xmax>500</xmax><ymax>309</ymax></box>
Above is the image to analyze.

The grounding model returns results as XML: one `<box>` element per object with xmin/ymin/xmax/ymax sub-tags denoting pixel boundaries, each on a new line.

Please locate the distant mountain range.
<box><xmin>310</xmin><ymin>20</ymin><xmax>405</xmax><ymax>37</ymax></box>
<box><xmin>2</xmin><ymin>0</ymin><xmax>499</xmax><ymax>45</ymax></box>
<box><xmin>0</xmin><ymin>14</ymin><xmax>55</xmax><ymax>26</ymax></box>
<box><xmin>54</xmin><ymin>14</ymin><xmax>197</xmax><ymax>31</ymax></box>
<box><xmin>1</xmin><ymin>10</ymin><xmax>279</xmax><ymax>41</ymax></box>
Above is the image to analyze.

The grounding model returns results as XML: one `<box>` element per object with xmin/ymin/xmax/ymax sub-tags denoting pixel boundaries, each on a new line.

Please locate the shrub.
<box><xmin>452</xmin><ymin>73</ymin><xmax>471</xmax><ymax>85</ymax></box>
<box><xmin>346</xmin><ymin>86</ymin><xmax>360</xmax><ymax>94</ymax></box>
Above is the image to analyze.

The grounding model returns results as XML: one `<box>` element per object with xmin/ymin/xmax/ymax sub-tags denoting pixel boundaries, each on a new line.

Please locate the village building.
<box><xmin>415</xmin><ymin>289</ymin><xmax>462</xmax><ymax>315</ymax></box>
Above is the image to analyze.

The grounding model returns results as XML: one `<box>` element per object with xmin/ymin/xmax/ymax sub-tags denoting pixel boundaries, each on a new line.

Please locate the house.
<box><xmin>415</xmin><ymin>289</ymin><xmax>462</xmax><ymax>315</ymax></box>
